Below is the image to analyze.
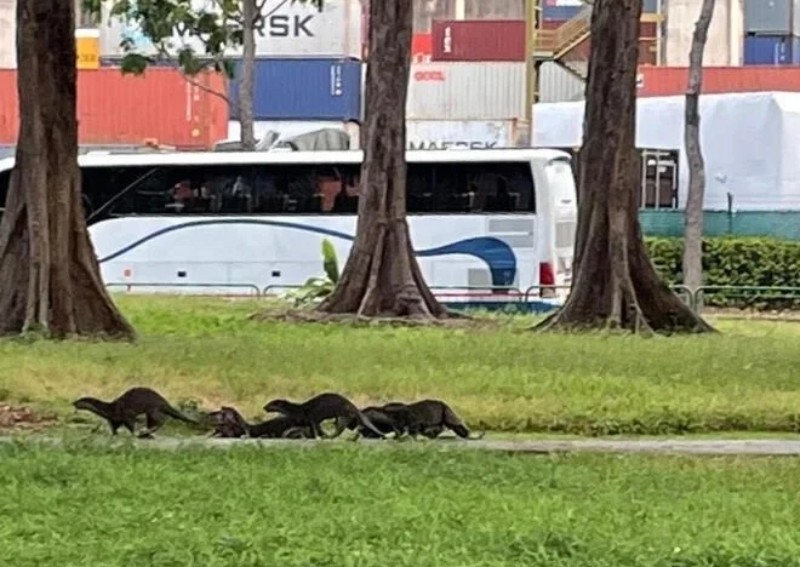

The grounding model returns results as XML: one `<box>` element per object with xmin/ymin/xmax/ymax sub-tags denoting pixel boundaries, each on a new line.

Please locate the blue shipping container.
<box><xmin>744</xmin><ymin>35</ymin><xmax>800</xmax><ymax>65</ymax></box>
<box><xmin>541</xmin><ymin>5</ymin><xmax>581</xmax><ymax>21</ymax></box>
<box><xmin>229</xmin><ymin>58</ymin><xmax>362</xmax><ymax>121</ymax></box>
<box><xmin>542</xmin><ymin>0</ymin><xmax>660</xmax><ymax>22</ymax></box>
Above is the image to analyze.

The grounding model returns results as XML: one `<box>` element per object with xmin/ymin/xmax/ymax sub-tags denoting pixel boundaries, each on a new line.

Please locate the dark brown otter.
<box><xmin>208</xmin><ymin>406</ymin><xmax>315</xmax><ymax>439</ymax></box>
<box><xmin>380</xmin><ymin>400</ymin><xmax>485</xmax><ymax>440</ymax></box>
<box><xmin>263</xmin><ymin>392</ymin><xmax>386</xmax><ymax>439</ymax></box>
<box><xmin>72</xmin><ymin>387</ymin><xmax>197</xmax><ymax>438</ymax></box>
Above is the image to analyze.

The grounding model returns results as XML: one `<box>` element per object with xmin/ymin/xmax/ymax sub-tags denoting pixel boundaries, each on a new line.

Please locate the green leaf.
<box><xmin>120</xmin><ymin>53</ymin><xmax>150</xmax><ymax>75</ymax></box>
<box><xmin>321</xmin><ymin>239</ymin><xmax>340</xmax><ymax>284</ymax></box>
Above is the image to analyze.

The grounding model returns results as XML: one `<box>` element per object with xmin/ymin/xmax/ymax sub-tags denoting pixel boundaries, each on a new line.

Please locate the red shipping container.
<box><xmin>412</xmin><ymin>34</ymin><xmax>433</xmax><ymax>63</ymax></box>
<box><xmin>0</xmin><ymin>68</ymin><xmax>228</xmax><ymax>148</ymax></box>
<box><xmin>637</xmin><ymin>66</ymin><xmax>800</xmax><ymax>97</ymax></box>
<box><xmin>431</xmin><ymin>20</ymin><xmax>526</xmax><ymax>62</ymax></box>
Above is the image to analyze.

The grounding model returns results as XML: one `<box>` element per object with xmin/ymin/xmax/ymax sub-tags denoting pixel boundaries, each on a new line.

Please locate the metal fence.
<box><xmin>104</xmin><ymin>281</ymin><xmax>800</xmax><ymax>313</ymax></box>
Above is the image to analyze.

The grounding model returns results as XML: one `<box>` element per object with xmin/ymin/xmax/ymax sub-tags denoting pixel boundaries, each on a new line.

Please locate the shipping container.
<box><xmin>0</xmin><ymin>68</ymin><xmax>228</xmax><ymax>147</ymax></box>
<box><xmin>431</xmin><ymin>21</ymin><xmax>525</xmax><ymax>62</ymax></box>
<box><xmin>541</xmin><ymin>0</ymin><xmax>582</xmax><ymax>21</ymax></box>
<box><xmin>413</xmin><ymin>0</ymin><xmax>456</xmax><ymax>33</ymax></box>
<box><xmin>542</xmin><ymin>0</ymin><xmax>660</xmax><ymax>20</ymax></box>
<box><xmin>536</xmin><ymin>61</ymin><xmax>585</xmax><ymax>103</ymax></box>
<box><xmin>744</xmin><ymin>0</ymin><xmax>798</xmax><ymax>35</ymax></box>
<box><xmin>744</xmin><ymin>35</ymin><xmax>800</xmax><ymax>65</ymax></box>
<box><xmin>0</xmin><ymin>0</ymin><xmax>15</xmax><ymax>69</ymax></box>
<box><xmin>407</xmin><ymin>62</ymin><xmax>526</xmax><ymax>120</ymax></box>
<box><xmin>464</xmin><ymin>0</ymin><xmax>524</xmax><ymax>20</ymax></box>
<box><xmin>665</xmin><ymin>0</ymin><xmax>744</xmax><ymax>66</ymax></box>
<box><xmin>100</xmin><ymin>0</ymin><xmax>365</xmax><ymax>59</ymax></box>
<box><xmin>228</xmin><ymin>58</ymin><xmax>362</xmax><ymax>121</ymax></box>
<box><xmin>412</xmin><ymin>34</ymin><xmax>433</xmax><ymax>63</ymax></box>
<box><xmin>643</xmin><ymin>0</ymin><xmax>662</xmax><ymax>12</ymax></box>
<box><xmin>406</xmin><ymin>119</ymin><xmax>527</xmax><ymax>149</ymax></box>
<box><xmin>636</xmin><ymin>66</ymin><xmax>800</xmax><ymax>97</ymax></box>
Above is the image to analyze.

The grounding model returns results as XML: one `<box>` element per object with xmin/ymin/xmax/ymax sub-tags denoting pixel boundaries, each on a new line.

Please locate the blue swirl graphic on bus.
<box><xmin>96</xmin><ymin>219</ymin><xmax>518</xmax><ymax>287</ymax></box>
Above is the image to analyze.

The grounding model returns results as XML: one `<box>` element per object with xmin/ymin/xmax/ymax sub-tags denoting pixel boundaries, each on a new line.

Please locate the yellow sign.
<box><xmin>75</xmin><ymin>28</ymin><xmax>100</xmax><ymax>70</ymax></box>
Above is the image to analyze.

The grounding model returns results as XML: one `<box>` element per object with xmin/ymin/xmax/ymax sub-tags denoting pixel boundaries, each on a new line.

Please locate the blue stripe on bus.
<box><xmin>96</xmin><ymin>218</ymin><xmax>518</xmax><ymax>287</ymax></box>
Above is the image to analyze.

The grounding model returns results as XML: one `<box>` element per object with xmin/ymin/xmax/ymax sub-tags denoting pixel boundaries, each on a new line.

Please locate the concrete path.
<box><xmin>4</xmin><ymin>435</ymin><xmax>800</xmax><ymax>456</ymax></box>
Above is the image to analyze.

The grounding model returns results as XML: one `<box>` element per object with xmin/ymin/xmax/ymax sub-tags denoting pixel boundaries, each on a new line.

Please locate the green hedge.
<box><xmin>645</xmin><ymin>237</ymin><xmax>800</xmax><ymax>308</ymax></box>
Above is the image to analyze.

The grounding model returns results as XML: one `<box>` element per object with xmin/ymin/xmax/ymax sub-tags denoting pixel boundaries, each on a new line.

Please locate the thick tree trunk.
<box><xmin>317</xmin><ymin>0</ymin><xmax>445</xmax><ymax>318</ymax></box>
<box><xmin>538</xmin><ymin>0</ymin><xmax>714</xmax><ymax>334</ymax></box>
<box><xmin>238</xmin><ymin>0</ymin><xmax>257</xmax><ymax>150</ymax></box>
<box><xmin>682</xmin><ymin>0</ymin><xmax>715</xmax><ymax>291</ymax></box>
<box><xmin>0</xmin><ymin>0</ymin><xmax>134</xmax><ymax>339</ymax></box>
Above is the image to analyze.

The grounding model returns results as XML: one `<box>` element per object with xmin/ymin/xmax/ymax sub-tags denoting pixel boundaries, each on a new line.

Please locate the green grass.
<box><xmin>3</xmin><ymin>295</ymin><xmax>800</xmax><ymax>435</ymax></box>
<box><xmin>2</xmin><ymin>442</ymin><xmax>800</xmax><ymax>566</ymax></box>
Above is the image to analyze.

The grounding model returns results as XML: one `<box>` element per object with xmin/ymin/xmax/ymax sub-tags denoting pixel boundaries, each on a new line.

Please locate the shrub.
<box><xmin>283</xmin><ymin>239</ymin><xmax>340</xmax><ymax>307</ymax></box>
<box><xmin>645</xmin><ymin>237</ymin><xmax>800</xmax><ymax>308</ymax></box>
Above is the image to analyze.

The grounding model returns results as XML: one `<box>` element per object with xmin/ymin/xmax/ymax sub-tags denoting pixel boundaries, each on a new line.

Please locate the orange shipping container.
<box><xmin>0</xmin><ymin>68</ymin><xmax>229</xmax><ymax>148</ymax></box>
<box><xmin>637</xmin><ymin>66</ymin><xmax>800</xmax><ymax>97</ymax></box>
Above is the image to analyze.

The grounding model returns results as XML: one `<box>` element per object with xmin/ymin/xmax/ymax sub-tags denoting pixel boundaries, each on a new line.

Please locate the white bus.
<box><xmin>0</xmin><ymin>148</ymin><xmax>577</xmax><ymax>304</ymax></box>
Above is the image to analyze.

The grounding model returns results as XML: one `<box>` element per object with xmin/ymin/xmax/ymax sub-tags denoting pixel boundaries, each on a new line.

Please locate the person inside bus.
<box><xmin>315</xmin><ymin>168</ymin><xmax>342</xmax><ymax>213</ymax></box>
<box><xmin>169</xmin><ymin>179</ymin><xmax>194</xmax><ymax>213</ymax></box>
<box><xmin>486</xmin><ymin>178</ymin><xmax>515</xmax><ymax>212</ymax></box>
<box><xmin>333</xmin><ymin>173</ymin><xmax>359</xmax><ymax>213</ymax></box>
<box><xmin>223</xmin><ymin>175</ymin><xmax>252</xmax><ymax>213</ymax></box>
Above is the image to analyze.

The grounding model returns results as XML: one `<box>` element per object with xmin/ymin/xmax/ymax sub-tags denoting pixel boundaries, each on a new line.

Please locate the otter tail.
<box><xmin>357</xmin><ymin>411</ymin><xmax>387</xmax><ymax>439</ymax></box>
<box><xmin>443</xmin><ymin>405</ymin><xmax>484</xmax><ymax>440</ymax></box>
<box><xmin>163</xmin><ymin>405</ymin><xmax>198</xmax><ymax>425</ymax></box>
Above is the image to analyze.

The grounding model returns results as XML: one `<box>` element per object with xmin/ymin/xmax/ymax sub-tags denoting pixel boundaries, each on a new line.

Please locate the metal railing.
<box><xmin>534</xmin><ymin>4</ymin><xmax>592</xmax><ymax>56</ymax></box>
<box><xmin>106</xmin><ymin>282</ymin><xmax>262</xmax><ymax>297</ymax></box>
<box><xmin>105</xmin><ymin>281</ymin><xmax>800</xmax><ymax>314</ymax></box>
<box><xmin>692</xmin><ymin>286</ymin><xmax>800</xmax><ymax>310</ymax></box>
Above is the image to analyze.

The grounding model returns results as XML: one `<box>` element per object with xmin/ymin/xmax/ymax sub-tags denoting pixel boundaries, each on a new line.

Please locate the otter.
<box><xmin>72</xmin><ymin>387</ymin><xmax>197</xmax><ymax>438</ymax></box>
<box><xmin>380</xmin><ymin>400</ymin><xmax>485</xmax><ymax>440</ymax></box>
<box><xmin>208</xmin><ymin>406</ymin><xmax>314</xmax><ymax>439</ymax></box>
<box><xmin>263</xmin><ymin>392</ymin><xmax>387</xmax><ymax>439</ymax></box>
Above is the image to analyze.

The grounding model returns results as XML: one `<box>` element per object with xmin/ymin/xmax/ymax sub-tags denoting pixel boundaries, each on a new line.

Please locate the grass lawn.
<box><xmin>1</xmin><ymin>441</ymin><xmax>799</xmax><ymax>566</ymax></box>
<box><xmin>2</xmin><ymin>295</ymin><xmax>800</xmax><ymax>435</ymax></box>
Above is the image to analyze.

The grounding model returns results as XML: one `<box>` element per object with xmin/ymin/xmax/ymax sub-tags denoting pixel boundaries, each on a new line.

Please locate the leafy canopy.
<box><xmin>81</xmin><ymin>0</ymin><xmax>324</xmax><ymax>77</ymax></box>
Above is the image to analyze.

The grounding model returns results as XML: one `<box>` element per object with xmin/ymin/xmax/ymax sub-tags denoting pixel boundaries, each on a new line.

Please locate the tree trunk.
<box><xmin>682</xmin><ymin>0</ymin><xmax>715</xmax><ymax>292</ymax></box>
<box><xmin>537</xmin><ymin>0</ymin><xmax>714</xmax><ymax>334</ymax></box>
<box><xmin>0</xmin><ymin>0</ymin><xmax>134</xmax><ymax>339</ymax></box>
<box><xmin>238</xmin><ymin>0</ymin><xmax>257</xmax><ymax>150</ymax></box>
<box><xmin>317</xmin><ymin>0</ymin><xmax>446</xmax><ymax>318</ymax></box>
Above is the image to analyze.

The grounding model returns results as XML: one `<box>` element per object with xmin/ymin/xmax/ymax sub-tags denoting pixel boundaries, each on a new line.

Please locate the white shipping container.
<box><xmin>537</xmin><ymin>62</ymin><xmax>585</xmax><ymax>103</ymax></box>
<box><xmin>407</xmin><ymin>62</ymin><xmax>527</xmax><ymax>120</ymax></box>
<box><xmin>665</xmin><ymin>0</ymin><xmax>743</xmax><ymax>66</ymax></box>
<box><xmin>99</xmin><ymin>0</ymin><xmax>365</xmax><ymax>59</ymax></box>
<box><xmin>0</xmin><ymin>0</ymin><xmax>15</xmax><ymax>69</ymax></box>
<box><xmin>405</xmin><ymin>119</ymin><xmax>528</xmax><ymax>149</ymax></box>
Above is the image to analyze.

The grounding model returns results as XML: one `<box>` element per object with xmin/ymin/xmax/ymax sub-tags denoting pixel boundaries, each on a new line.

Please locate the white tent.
<box><xmin>532</xmin><ymin>91</ymin><xmax>800</xmax><ymax>211</ymax></box>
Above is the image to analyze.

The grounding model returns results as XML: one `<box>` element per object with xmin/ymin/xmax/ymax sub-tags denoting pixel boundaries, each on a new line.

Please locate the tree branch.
<box><xmin>158</xmin><ymin>55</ymin><xmax>232</xmax><ymax>105</ymax></box>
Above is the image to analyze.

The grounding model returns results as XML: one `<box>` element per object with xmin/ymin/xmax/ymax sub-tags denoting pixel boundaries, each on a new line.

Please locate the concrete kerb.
<box><xmin>4</xmin><ymin>436</ymin><xmax>800</xmax><ymax>456</ymax></box>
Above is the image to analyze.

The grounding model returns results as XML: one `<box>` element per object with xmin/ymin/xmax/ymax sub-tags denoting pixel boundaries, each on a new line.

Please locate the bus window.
<box><xmin>83</xmin><ymin>164</ymin><xmax>258</xmax><ymax>219</ymax></box>
<box><xmin>407</xmin><ymin>162</ymin><xmax>535</xmax><ymax>214</ymax></box>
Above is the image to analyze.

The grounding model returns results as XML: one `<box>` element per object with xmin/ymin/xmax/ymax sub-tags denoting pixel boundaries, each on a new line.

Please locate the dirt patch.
<box><xmin>0</xmin><ymin>404</ymin><xmax>58</xmax><ymax>432</ymax></box>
